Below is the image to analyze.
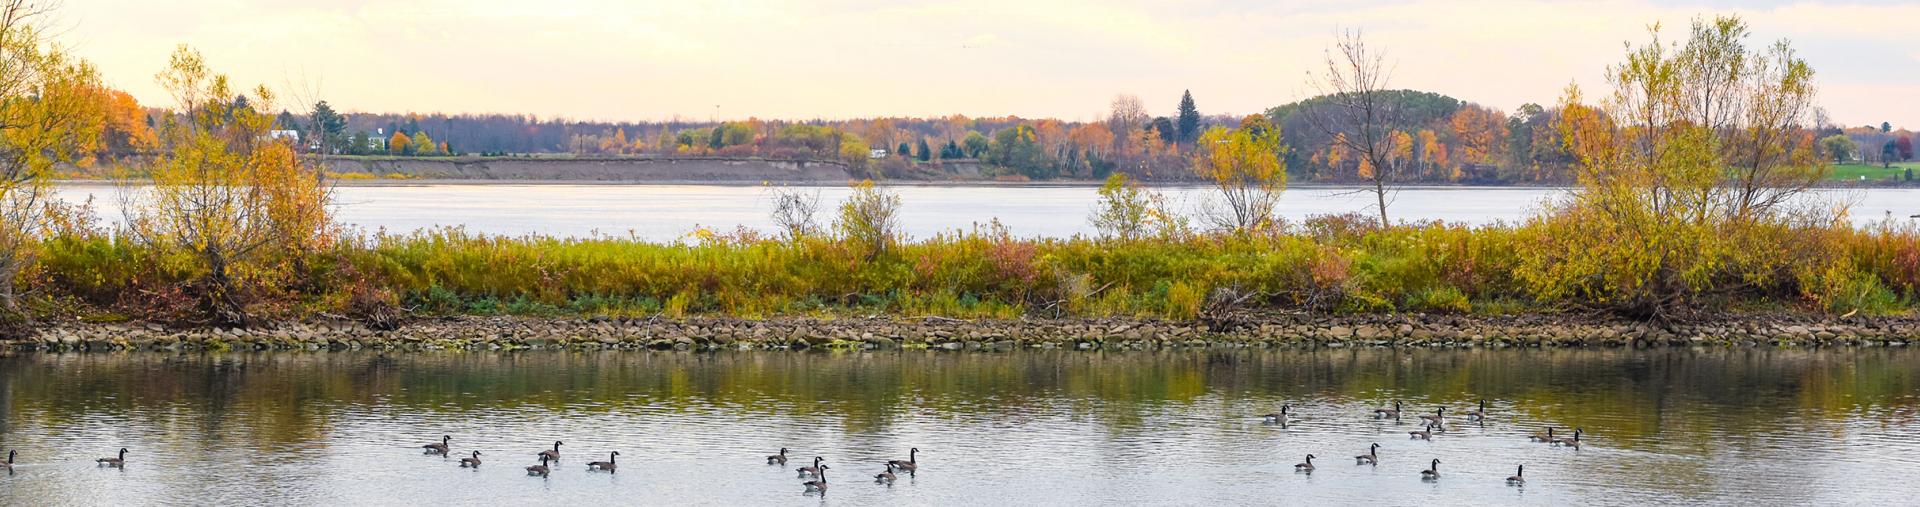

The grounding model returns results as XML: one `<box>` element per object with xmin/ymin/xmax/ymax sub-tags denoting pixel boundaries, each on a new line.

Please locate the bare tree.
<box><xmin>1107</xmin><ymin>94</ymin><xmax>1148</xmax><ymax>155</ymax></box>
<box><xmin>1305</xmin><ymin>30</ymin><xmax>1403</xmax><ymax>228</ymax></box>
<box><xmin>768</xmin><ymin>186</ymin><xmax>821</xmax><ymax>241</ymax></box>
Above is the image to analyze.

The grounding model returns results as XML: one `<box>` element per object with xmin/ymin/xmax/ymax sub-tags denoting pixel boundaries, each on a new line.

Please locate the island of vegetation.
<box><xmin>2</xmin><ymin>10</ymin><xmax>1916</xmax><ymax>351</ymax></box>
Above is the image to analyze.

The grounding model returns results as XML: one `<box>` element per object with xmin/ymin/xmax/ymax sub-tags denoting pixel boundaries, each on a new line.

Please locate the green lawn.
<box><xmin>1830</xmin><ymin>162</ymin><xmax>1917</xmax><ymax>182</ymax></box>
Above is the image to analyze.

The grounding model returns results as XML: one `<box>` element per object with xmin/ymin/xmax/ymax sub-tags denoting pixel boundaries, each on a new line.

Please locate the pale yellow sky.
<box><xmin>48</xmin><ymin>0</ymin><xmax>1920</xmax><ymax>126</ymax></box>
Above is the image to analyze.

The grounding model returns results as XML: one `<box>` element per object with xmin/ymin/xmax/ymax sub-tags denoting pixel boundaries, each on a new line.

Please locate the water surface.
<box><xmin>53</xmin><ymin>184</ymin><xmax>1920</xmax><ymax>240</ymax></box>
<box><xmin>1</xmin><ymin>348</ymin><xmax>1916</xmax><ymax>505</ymax></box>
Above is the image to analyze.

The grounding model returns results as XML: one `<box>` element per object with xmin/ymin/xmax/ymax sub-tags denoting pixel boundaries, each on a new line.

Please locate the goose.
<box><xmin>97</xmin><ymin>448</ymin><xmax>127</xmax><ymax>468</ymax></box>
<box><xmin>1261</xmin><ymin>404</ymin><xmax>1292</xmax><ymax>424</ymax></box>
<box><xmin>1418</xmin><ymin>407</ymin><xmax>1447</xmax><ymax>424</ymax></box>
<box><xmin>1374</xmin><ymin>400</ymin><xmax>1402</xmax><ymax>419</ymax></box>
<box><xmin>526</xmin><ymin>456</ymin><xmax>551</xmax><ymax>477</ymax></box>
<box><xmin>1294</xmin><ymin>454</ymin><xmax>1316</xmax><ymax>473</ymax></box>
<box><xmin>1529</xmin><ymin>427</ymin><xmax>1556</xmax><ymax>443</ymax></box>
<box><xmin>1506</xmin><ymin>464</ymin><xmax>1525</xmax><ymax>485</ymax></box>
<box><xmin>1466</xmin><ymin>400</ymin><xmax>1488</xmax><ymax>421</ymax></box>
<box><xmin>887</xmin><ymin>448</ymin><xmax>918</xmax><ymax>474</ymax></box>
<box><xmin>587</xmin><ymin>451</ymin><xmax>619</xmax><ymax>473</ymax></box>
<box><xmin>767</xmin><ymin>448</ymin><xmax>789</xmax><ymax>465</ymax></box>
<box><xmin>538</xmin><ymin>441</ymin><xmax>562</xmax><ymax>462</ymax></box>
<box><xmin>797</xmin><ymin>456</ymin><xmax>826</xmax><ymax>478</ymax></box>
<box><xmin>1420</xmin><ymin>459</ymin><xmax>1441</xmax><ymax>480</ymax></box>
<box><xmin>874</xmin><ymin>468</ymin><xmax>896</xmax><ymax>484</ymax></box>
<box><xmin>423</xmin><ymin>435</ymin><xmax>451</xmax><ymax>455</ymax></box>
<box><xmin>1554</xmin><ymin>428</ymin><xmax>1584</xmax><ymax>449</ymax></box>
<box><xmin>3</xmin><ymin>450</ymin><xmax>13</xmax><ymax>473</ymax></box>
<box><xmin>1408</xmin><ymin>422</ymin><xmax>1436</xmax><ymax>440</ymax></box>
<box><xmin>1355</xmin><ymin>443</ymin><xmax>1380</xmax><ymax>465</ymax></box>
<box><xmin>459</xmin><ymin>451</ymin><xmax>483</xmax><ymax>468</ymax></box>
<box><xmin>803</xmin><ymin>465</ymin><xmax>830</xmax><ymax>493</ymax></box>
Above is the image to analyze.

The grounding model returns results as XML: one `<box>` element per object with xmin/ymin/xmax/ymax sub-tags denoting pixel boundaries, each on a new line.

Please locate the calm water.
<box><xmin>1</xmin><ymin>349</ymin><xmax>1917</xmax><ymax>505</ymax></box>
<box><xmin>53</xmin><ymin>184</ymin><xmax>1920</xmax><ymax>240</ymax></box>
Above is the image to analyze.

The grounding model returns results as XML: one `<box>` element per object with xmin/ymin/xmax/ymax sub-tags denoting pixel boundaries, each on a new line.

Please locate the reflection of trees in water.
<box><xmin>1</xmin><ymin>348</ymin><xmax>1916</xmax><ymax>450</ymax></box>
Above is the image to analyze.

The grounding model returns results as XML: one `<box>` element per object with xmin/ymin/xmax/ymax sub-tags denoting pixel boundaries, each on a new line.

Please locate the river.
<box><xmin>51</xmin><ymin>183</ymin><xmax>1920</xmax><ymax>241</ymax></box>
<box><xmin>0</xmin><ymin>349</ymin><xmax>1915</xmax><ymax>505</ymax></box>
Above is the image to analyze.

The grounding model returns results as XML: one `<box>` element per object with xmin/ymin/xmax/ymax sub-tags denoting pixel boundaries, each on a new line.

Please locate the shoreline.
<box><xmin>10</xmin><ymin>313</ymin><xmax>1917</xmax><ymax>353</ymax></box>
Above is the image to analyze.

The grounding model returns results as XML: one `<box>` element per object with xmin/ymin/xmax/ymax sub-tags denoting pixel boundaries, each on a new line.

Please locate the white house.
<box><xmin>869</xmin><ymin>148</ymin><xmax>888</xmax><ymax>159</ymax></box>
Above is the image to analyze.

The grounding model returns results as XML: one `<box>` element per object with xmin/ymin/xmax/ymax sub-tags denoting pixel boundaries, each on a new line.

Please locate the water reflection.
<box><xmin>0</xmin><ymin>348</ymin><xmax>1916</xmax><ymax>504</ymax></box>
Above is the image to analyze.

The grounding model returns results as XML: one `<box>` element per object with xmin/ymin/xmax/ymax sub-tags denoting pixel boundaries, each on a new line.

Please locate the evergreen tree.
<box><xmin>915</xmin><ymin>139</ymin><xmax>931</xmax><ymax>161</ymax></box>
<box><xmin>1176</xmin><ymin>90</ymin><xmax>1200</xmax><ymax>145</ymax></box>
<box><xmin>897</xmin><ymin>142</ymin><xmax>912</xmax><ymax>159</ymax></box>
<box><xmin>308</xmin><ymin>101</ymin><xmax>349</xmax><ymax>154</ymax></box>
<box><xmin>1152</xmin><ymin>117</ymin><xmax>1176</xmax><ymax>144</ymax></box>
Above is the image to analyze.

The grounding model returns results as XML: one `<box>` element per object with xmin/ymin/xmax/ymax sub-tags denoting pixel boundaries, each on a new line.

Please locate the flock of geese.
<box><xmin>0</xmin><ymin>399</ymin><xmax>1573</xmax><ymax>494</ymax></box>
<box><xmin>416</xmin><ymin>437</ymin><xmax>920</xmax><ymax>495</ymax></box>
<box><xmin>0</xmin><ymin>438</ymin><xmax>916</xmax><ymax>497</ymax></box>
<box><xmin>1266</xmin><ymin>399</ymin><xmax>1586</xmax><ymax>486</ymax></box>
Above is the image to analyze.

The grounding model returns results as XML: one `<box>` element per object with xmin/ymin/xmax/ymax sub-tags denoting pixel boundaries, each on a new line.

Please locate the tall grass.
<box><xmin>17</xmin><ymin>214</ymin><xmax>1917</xmax><ymax>324</ymax></box>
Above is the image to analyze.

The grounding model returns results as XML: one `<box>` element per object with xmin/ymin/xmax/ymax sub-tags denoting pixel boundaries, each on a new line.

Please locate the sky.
<box><xmin>47</xmin><ymin>0</ymin><xmax>1920</xmax><ymax>127</ymax></box>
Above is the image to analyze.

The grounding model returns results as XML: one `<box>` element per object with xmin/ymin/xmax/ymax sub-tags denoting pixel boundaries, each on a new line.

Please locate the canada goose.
<box><xmin>1529</xmin><ymin>427</ymin><xmax>1556</xmax><ymax>443</ymax></box>
<box><xmin>1374</xmin><ymin>400</ymin><xmax>1402</xmax><ymax>419</ymax></box>
<box><xmin>1262</xmin><ymin>404</ymin><xmax>1292</xmax><ymax>424</ymax></box>
<box><xmin>1467</xmin><ymin>400</ymin><xmax>1488</xmax><ymax>421</ymax></box>
<box><xmin>1409</xmin><ymin>422</ymin><xmax>1436</xmax><ymax>440</ymax></box>
<box><xmin>1355</xmin><ymin>443</ymin><xmax>1380</xmax><ymax>465</ymax></box>
<box><xmin>1554</xmin><ymin>428</ymin><xmax>1584</xmax><ymax>449</ymax></box>
<box><xmin>874</xmin><ymin>468</ymin><xmax>896</xmax><ymax>484</ymax></box>
<box><xmin>798</xmin><ymin>456</ymin><xmax>826</xmax><ymax>478</ymax></box>
<box><xmin>97</xmin><ymin>448</ymin><xmax>127</xmax><ymax>468</ymax></box>
<box><xmin>3</xmin><ymin>450</ymin><xmax>13</xmax><ymax>473</ymax></box>
<box><xmin>1420</xmin><ymin>459</ymin><xmax>1441</xmax><ymax>480</ymax></box>
<box><xmin>459</xmin><ymin>451</ymin><xmax>483</xmax><ymax>468</ymax></box>
<box><xmin>1419</xmin><ymin>407</ymin><xmax>1447</xmax><ymax>424</ymax></box>
<box><xmin>1294</xmin><ymin>454</ymin><xmax>1316</xmax><ymax>473</ymax></box>
<box><xmin>767</xmin><ymin>448</ymin><xmax>789</xmax><ymax>465</ymax></box>
<box><xmin>526</xmin><ymin>456</ymin><xmax>551</xmax><ymax>477</ymax></box>
<box><xmin>887</xmin><ymin>448</ymin><xmax>918</xmax><ymax>474</ymax></box>
<box><xmin>587</xmin><ymin>451</ymin><xmax>619</xmax><ymax>473</ymax></box>
<box><xmin>1506</xmin><ymin>464</ymin><xmax>1525</xmax><ymax>485</ymax></box>
<box><xmin>423</xmin><ymin>435</ymin><xmax>451</xmax><ymax>455</ymax></box>
<box><xmin>538</xmin><ymin>441</ymin><xmax>562</xmax><ymax>461</ymax></box>
<box><xmin>803</xmin><ymin>465</ymin><xmax>830</xmax><ymax>493</ymax></box>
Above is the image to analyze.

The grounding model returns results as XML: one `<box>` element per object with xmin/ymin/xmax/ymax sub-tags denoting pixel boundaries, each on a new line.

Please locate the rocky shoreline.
<box><xmin>5</xmin><ymin>312</ymin><xmax>1919</xmax><ymax>353</ymax></box>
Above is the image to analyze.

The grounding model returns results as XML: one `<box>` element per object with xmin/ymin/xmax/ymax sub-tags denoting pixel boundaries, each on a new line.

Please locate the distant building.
<box><xmin>268</xmin><ymin>130</ymin><xmax>301</xmax><ymax>142</ymax></box>
<box><xmin>869</xmin><ymin>148</ymin><xmax>888</xmax><ymax>159</ymax></box>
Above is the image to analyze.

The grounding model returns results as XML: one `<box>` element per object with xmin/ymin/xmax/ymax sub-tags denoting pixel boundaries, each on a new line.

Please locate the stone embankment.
<box><xmin>7</xmin><ymin>313</ymin><xmax>1919</xmax><ymax>353</ymax></box>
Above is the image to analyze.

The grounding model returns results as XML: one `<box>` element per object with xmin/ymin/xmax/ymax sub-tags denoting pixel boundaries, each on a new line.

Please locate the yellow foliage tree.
<box><xmin>1192</xmin><ymin>122</ymin><xmax>1287</xmax><ymax>233</ymax></box>
<box><xmin>1</xmin><ymin>0</ymin><xmax>108</xmax><ymax>315</ymax></box>
<box><xmin>122</xmin><ymin>45</ymin><xmax>333</xmax><ymax>325</ymax></box>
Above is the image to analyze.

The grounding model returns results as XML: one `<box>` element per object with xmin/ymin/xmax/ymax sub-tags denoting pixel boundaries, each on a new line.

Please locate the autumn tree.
<box><xmin>1089</xmin><ymin>173</ymin><xmax>1151</xmax><ymax>241</ymax></box>
<box><xmin>1192</xmin><ymin>119</ymin><xmax>1287</xmax><ymax>233</ymax></box>
<box><xmin>1304</xmin><ymin>30</ymin><xmax>1404</xmax><ymax>227</ymax></box>
<box><xmin>1527</xmin><ymin>16</ymin><xmax>1825</xmax><ymax>320</ymax></box>
<box><xmin>388</xmin><ymin>131</ymin><xmax>410</xmax><ymax>155</ymax></box>
<box><xmin>1818</xmin><ymin>135</ymin><xmax>1855</xmax><ymax>163</ymax></box>
<box><xmin>121</xmin><ymin>46</ymin><xmax>334</xmax><ymax>326</ymax></box>
<box><xmin>1</xmin><ymin>0</ymin><xmax>107</xmax><ymax>320</ymax></box>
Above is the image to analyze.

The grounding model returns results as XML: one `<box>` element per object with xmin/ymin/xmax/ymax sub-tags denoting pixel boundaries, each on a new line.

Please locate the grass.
<box><xmin>19</xmin><ymin>212</ymin><xmax>1917</xmax><ymax>325</ymax></box>
<box><xmin>1829</xmin><ymin>162</ymin><xmax>1918</xmax><ymax>182</ymax></box>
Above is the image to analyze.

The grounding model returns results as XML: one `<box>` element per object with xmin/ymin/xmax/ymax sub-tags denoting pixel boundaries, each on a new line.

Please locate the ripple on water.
<box><xmin>1</xmin><ymin>348</ymin><xmax>1919</xmax><ymax>505</ymax></box>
